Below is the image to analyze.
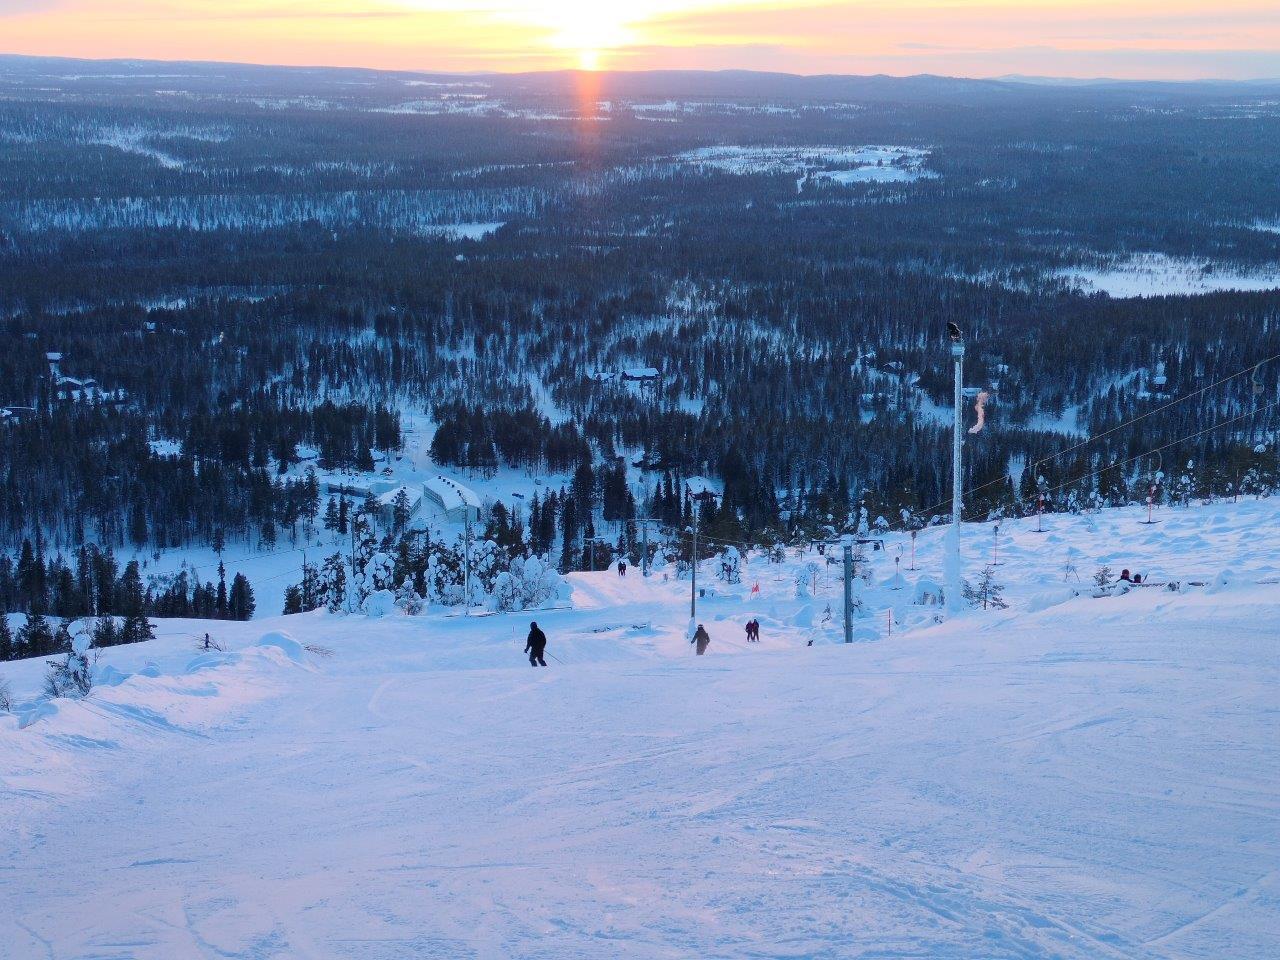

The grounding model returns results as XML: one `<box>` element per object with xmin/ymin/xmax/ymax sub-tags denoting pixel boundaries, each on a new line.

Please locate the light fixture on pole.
<box><xmin>945</xmin><ymin>322</ymin><xmax>965</xmax><ymax>615</ymax></box>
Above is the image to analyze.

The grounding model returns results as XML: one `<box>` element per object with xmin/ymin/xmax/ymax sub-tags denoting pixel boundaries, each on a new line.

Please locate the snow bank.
<box><xmin>254</xmin><ymin>630</ymin><xmax>306</xmax><ymax>662</ymax></box>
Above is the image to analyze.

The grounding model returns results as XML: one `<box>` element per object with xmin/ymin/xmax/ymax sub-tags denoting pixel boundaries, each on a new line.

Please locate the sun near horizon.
<box><xmin>1</xmin><ymin>1</ymin><xmax>1279</xmax><ymax>81</ymax></box>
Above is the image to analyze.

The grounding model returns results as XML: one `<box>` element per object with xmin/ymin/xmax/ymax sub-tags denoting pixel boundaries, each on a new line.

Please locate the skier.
<box><xmin>750</xmin><ymin>619</ymin><xmax>761</xmax><ymax>642</ymax></box>
<box><xmin>618</xmin><ymin>560</ymin><xmax>627</xmax><ymax>577</ymax></box>
<box><xmin>744</xmin><ymin>621</ymin><xmax>753</xmax><ymax>644</ymax></box>
<box><xmin>692</xmin><ymin>623</ymin><xmax>711</xmax><ymax>656</ymax></box>
<box><xmin>525</xmin><ymin>621</ymin><xmax>547</xmax><ymax>667</ymax></box>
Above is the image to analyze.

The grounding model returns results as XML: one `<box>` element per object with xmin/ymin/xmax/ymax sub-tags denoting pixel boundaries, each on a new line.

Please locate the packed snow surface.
<box><xmin>2</xmin><ymin>499</ymin><xmax>1278</xmax><ymax>958</ymax></box>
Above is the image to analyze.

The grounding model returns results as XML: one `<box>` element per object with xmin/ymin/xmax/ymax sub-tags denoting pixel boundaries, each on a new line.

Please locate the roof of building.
<box><xmin>425</xmin><ymin>475</ymin><xmax>482</xmax><ymax>513</ymax></box>
<box><xmin>684</xmin><ymin>475</ymin><xmax>724</xmax><ymax>498</ymax></box>
<box><xmin>377</xmin><ymin>484</ymin><xmax>422</xmax><ymax>507</ymax></box>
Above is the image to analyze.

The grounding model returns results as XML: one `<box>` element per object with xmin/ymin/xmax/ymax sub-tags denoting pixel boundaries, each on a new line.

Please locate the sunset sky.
<box><xmin>2</xmin><ymin>1</ymin><xmax>1277</xmax><ymax>80</ymax></box>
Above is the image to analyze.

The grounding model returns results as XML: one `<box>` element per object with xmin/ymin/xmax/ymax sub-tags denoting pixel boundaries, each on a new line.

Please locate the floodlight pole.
<box><xmin>951</xmin><ymin>336</ymin><xmax>965</xmax><ymax>533</ymax></box>
<box><xmin>945</xmin><ymin>328</ymin><xmax>965</xmax><ymax>615</ymax></box>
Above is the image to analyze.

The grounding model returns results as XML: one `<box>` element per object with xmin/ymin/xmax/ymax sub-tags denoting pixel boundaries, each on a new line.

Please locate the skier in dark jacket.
<box><xmin>692</xmin><ymin>624</ymin><xmax>711</xmax><ymax>656</ymax></box>
<box><xmin>525</xmin><ymin>621</ymin><xmax>547</xmax><ymax>667</ymax></box>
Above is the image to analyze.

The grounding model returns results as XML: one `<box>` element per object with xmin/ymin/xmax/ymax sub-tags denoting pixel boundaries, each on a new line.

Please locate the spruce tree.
<box><xmin>229</xmin><ymin>573</ymin><xmax>256</xmax><ymax>621</ymax></box>
<box><xmin>118</xmin><ymin>561</ymin><xmax>155</xmax><ymax>644</ymax></box>
<box><xmin>17</xmin><ymin>612</ymin><xmax>54</xmax><ymax>658</ymax></box>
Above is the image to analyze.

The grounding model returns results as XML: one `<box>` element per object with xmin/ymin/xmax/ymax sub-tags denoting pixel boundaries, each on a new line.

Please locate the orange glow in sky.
<box><xmin>1</xmin><ymin>1</ymin><xmax>1277</xmax><ymax>80</ymax></box>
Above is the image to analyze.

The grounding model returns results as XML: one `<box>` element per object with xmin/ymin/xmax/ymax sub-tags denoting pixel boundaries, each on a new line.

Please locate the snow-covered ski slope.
<box><xmin>3</xmin><ymin>500</ymin><xmax>1278</xmax><ymax>959</ymax></box>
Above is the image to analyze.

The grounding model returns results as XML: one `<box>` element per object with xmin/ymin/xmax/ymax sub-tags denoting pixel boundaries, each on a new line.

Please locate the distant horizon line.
<box><xmin>2</xmin><ymin>51</ymin><xmax>1277</xmax><ymax>87</ymax></box>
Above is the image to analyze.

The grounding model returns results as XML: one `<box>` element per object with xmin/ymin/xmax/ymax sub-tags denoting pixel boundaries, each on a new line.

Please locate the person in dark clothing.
<box><xmin>618</xmin><ymin>560</ymin><xmax>627</xmax><ymax>576</ymax></box>
<box><xmin>750</xmin><ymin>619</ymin><xmax>761</xmax><ymax>642</ymax></box>
<box><xmin>525</xmin><ymin>621</ymin><xmax>547</xmax><ymax>667</ymax></box>
<box><xmin>692</xmin><ymin>624</ymin><xmax>711</xmax><ymax>656</ymax></box>
<box><xmin>744</xmin><ymin>622</ymin><xmax>753</xmax><ymax>644</ymax></box>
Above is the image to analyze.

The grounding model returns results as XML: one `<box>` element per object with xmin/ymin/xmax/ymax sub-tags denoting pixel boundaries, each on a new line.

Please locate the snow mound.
<box><xmin>185</xmin><ymin>652</ymin><xmax>239</xmax><ymax>673</ymax></box>
<box><xmin>913</xmin><ymin>577</ymin><xmax>943</xmax><ymax>606</ymax></box>
<box><xmin>1027</xmin><ymin>588</ymin><xmax>1080</xmax><ymax>613</ymax></box>
<box><xmin>94</xmin><ymin>665</ymin><xmax>130</xmax><ymax>687</ymax></box>
<box><xmin>255</xmin><ymin>631</ymin><xmax>306</xmax><ymax>662</ymax></box>
<box><xmin>16</xmin><ymin>700</ymin><xmax>58</xmax><ymax>730</ymax></box>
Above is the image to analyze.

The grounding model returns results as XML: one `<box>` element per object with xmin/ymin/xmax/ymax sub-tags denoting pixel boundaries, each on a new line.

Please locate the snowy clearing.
<box><xmin>2</xmin><ymin>499</ymin><xmax>1278</xmax><ymax>958</ymax></box>
<box><xmin>1056</xmin><ymin>253</ymin><xmax>1280</xmax><ymax>297</ymax></box>
<box><xmin>675</xmin><ymin>145</ymin><xmax>934</xmax><ymax>183</ymax></box>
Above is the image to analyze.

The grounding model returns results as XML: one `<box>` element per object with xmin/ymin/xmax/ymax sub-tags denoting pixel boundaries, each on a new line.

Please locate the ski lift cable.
<box><xmin>900</xmin><ymin>349</ymin><xmax>1280</xmax><ymax>529</ymax></box>
<box><xmin>958</xmin><ymin>398</ymin><xmax>1280</xmax><ymax>525</ymax></box>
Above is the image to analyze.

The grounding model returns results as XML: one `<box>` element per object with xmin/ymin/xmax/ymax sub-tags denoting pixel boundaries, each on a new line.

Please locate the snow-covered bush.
<box><xmin>322</xmin><ymin>553</ymin><xmax>347</xmax><ymax>613</ymax></box>
<box><xmin>0</xmin><ymin>677</ymin><xmax>11</xmax><ymax>712</ymax></box>
<box><xmin>1093</xmin><ymin>565</ymin><xmax>1113</xmax><ymax>590</ymax></box>
<box><xmin>794</xmin><ymin>561</ymin><xmax>820</xmax><ymax>599</ymax></box>
<box><xmin>718</xmin><ymin>547</ymin><xmax>741</xmax><ymax>584</ymax></box>
<box><xmin>395</xmin><ymin>576</ymin><xmax>424</xmax><ymax>615</ymax></box>
<box><xmin>427</xmin><ymin>545</ymin><xmax>465</xmax><ymax>606</ymax></box>
<box><xmin>367</xmin><ymin>551</ymin><xmax>395</xmax><ymax>593</ymax></box>
<box><xmin>490</xmin><ymin>555</ymin><xmax>570</xmax><ymax>612</ymax></box>
<box><xmin>44</xmin><ymin>626</ymin><xmax>95</xmax><ymax>699</ymax></box>
<box><xmin>470</xmin><ymin>539</ymin><xmax>503</xmax><ymax>595</ymax></box>
<box><xmin>363</xmin><ymin>589</ymin><xmax>396</xmax><ymax>618</ymax></box>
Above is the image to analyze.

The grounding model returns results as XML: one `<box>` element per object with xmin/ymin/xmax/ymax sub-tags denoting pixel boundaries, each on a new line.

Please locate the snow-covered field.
<box><xmin>1056</xmin><ymin>253</ymin><xmax>1280</xmax><ymax>297</ymax></box>
<box><xmin>3</xmin><ymin>500</ymin><xmax>1278</xmax><ymax>958</ymax></box>
<box><xmin>675</xmin><ymin>145</ymin><xmax>934</xmax><ymax>184</ymax></box>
